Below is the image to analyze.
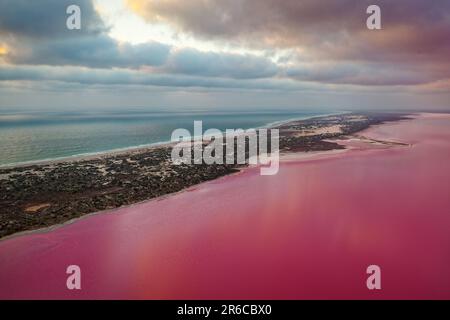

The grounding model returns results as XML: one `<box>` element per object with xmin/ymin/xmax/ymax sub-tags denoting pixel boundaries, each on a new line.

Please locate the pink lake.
<box><xmin>0</xmin><ymin>114</ymin><xmax>449</xmax><ymax>299</ymax></box>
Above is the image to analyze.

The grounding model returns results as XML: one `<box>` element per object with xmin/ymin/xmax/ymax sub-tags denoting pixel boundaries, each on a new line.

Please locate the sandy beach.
<box><xmin>0</xmin><ymin>113</ymin><xmax>449</xmax><ymax>299</ymax></box>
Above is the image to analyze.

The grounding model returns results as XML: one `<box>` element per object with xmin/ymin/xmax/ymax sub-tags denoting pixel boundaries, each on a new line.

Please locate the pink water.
<box><xmin>1</xmin><ymin>114</ymin><xmax>450</xmax><ymax>299</ymax></box>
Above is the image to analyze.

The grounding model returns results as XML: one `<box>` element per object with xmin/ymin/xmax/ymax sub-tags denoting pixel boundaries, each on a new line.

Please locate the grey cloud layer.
<box><xmin>166</xmin><ymin>49</ymin><xmax>277</xmax><ymax>79</ymax></box>
<box><xmin>1</xmin><ymin>0</ymin><xmax>450</xmax><ymax>89</ymax></box>
<box><xmin>0</xmin><ymin>0</ymin><xmax>105</xmax><ymax>37</ymax></box>
<box><xmin>128</xmin><ymin>0</ymin><xmax>450</xmax><ymax>61</ymax></box>
<box><xmin>128</xmin><ymin>0</ymin><xmax>450</xmax><ymax>86</ymax></box>
<box><xmin>0</xmin><ymin>64</ymin><xmax>305</xmax><ymax>91</ymax></box>
<box><xmin>9</xmin><ymin>36</ymin><xmax>171</xmax><ymax>68</ymax></box>
<box><xmin>0</xmin><ymin>0</ymin><xmax>278</xmax><ymax>80</ymax></box>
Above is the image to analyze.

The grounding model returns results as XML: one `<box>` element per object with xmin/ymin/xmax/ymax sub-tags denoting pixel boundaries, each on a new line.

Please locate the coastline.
<box><xmin>0</xmin><ymin>166</ymin><xmax>248</xmax><ymax>243</ymax></box>
<box><xmin>1</xmin><ymin>112</ymin><xmax>450</xmax><ymax>299</ymax></box>
<box><xmin>0</xmin><ymin>112</ymin><xmax>344</xmax><ymax>170</ymax></box>
<box><xmin>0</xmin><ymin>112</ymin><xmax>410</xmax><ymax>239</ymax></box>
<box><xmin>0</xmin><ymin>140</ymin><xmax>177</xmax><ymax>170</ymax></box>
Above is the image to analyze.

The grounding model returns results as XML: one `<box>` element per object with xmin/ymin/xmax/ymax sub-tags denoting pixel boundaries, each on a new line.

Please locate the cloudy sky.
<box><xmin>0</xmin><ymin>0</ymin><xmax>449</xmax><ymax>111</ymax></box>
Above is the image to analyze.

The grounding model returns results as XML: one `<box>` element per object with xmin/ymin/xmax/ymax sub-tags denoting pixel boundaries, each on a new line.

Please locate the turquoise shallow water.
<box><xmin>0</xmin><ymin>110</ymin><xmax>329</xmax><ymax>166</ymax></box>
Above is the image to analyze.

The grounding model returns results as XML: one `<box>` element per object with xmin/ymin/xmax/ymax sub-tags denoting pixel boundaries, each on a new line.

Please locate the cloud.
<box><xmin>126</xmin><ymin>0</ymin><xmax>450</xmax><ymax>60</ymax></box>
<box><xmin>164</xmin><ymin>48</ymin><xmax>278</xmax><ymax>79</ymax></box>
<box><xmin>0</xmin><ymin>0</ymin><xmax>278</xmax><ymax>80</ymax></box>
<box><xmin>4</xmin><ymin>35</ymin><xmax>278</xmax><ymax>78</ymax></box>
<box><xmin>0</xmin><ymin>0</ymin><xmax>105</xmax><ymax>38</ymax></box>
<box><xmin>127</xmin><ymin>0</ymin><xmax>450</xmax><ymax>85</ymax></box>
<box><xmin>0</xmin><ymin>0</ymin><xmax>171</xmax><ymax>68</ymax></box>
<box><xmin>285</xmin><ymin>62</ymin><xmax>439</xmax><ymax>86</ymax></box>
<box><xmin>0</xmin><ymin>64</ymin><xmax>302</xmax><ymax>90</ymax></box>
<box><xmin>1</xmin><ymin>0</ymin><xmax>450</xmax><ymax>90</ymax></box>
<box><xmin>7</xmin><ymin>35</ymin><xmax>171</xmax><ymax>68</ymax></box>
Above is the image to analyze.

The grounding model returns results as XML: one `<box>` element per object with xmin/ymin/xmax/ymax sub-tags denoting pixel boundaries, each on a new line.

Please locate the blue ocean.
<box><xmin>0</xmin><ymin>109</ymin><xmax>332</xmax><ymax>166</ymax></box>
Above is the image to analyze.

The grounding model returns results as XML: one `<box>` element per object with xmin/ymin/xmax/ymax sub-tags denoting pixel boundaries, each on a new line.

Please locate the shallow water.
<box><xmin>0</xmin><ymin>114</ymin><xmax>449</xmax><ymax>299</ymax></box>
<box><xmin>0</xmin><ymin>110</ymin><xmax>322</xmax><ymax>166</ymax></box>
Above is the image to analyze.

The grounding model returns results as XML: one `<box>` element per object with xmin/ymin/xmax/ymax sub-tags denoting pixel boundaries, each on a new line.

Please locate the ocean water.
<box><xmin>1</xmin><ymin>114</ymin><xmax>449</xmax><ymax>299</ymax></box>
<box><xmin>0</xmin><ymin>110</ymin><xmax>327</xmax><ymax>166</ymax></box>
